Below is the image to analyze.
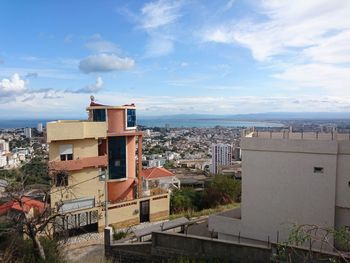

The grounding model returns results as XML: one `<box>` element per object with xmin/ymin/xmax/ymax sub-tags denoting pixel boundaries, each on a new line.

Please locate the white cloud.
<box><xmin>141</xmin><ymin>0</ymin><xmax>182</xmax><ymax>29</ymax></box>
<box><xmin>138</xmin><ymin>0</ymin><xmax>183</xmax><ymax>57</ymax></box>
<box><xmin>85</xmin><ymin>34</ymin><xmax>119</xmax><ymax>53</ymax></box>
<box><xmin>2</xmin><ymin>89</ymin><xmax>350</xmax><ymax>118</ymax></box>
<box><xmin>202</xmin><ymin>0</ymin><xmax>350</xmax><ymax>95</ymax></box>
<box><xmin>64</xmin><ymin>34</ymin><xmax>74</xmax><ymax>43</ymax></box>
<box><xmin>302</xmin><ymin>30</ymin><xmax>350</xmax><ymax>64</ymax></box>
<box><xmin>203</xmin><ymin>0</ymin><xmax>350</xmax><ymax>61</ymax></box>
<box><xmin>0</xmin><ymin>73</ymin><xmax>26</xmax><ymax>97</ymax></box>
<box><xmin>274</xmin><ymin>63</ymin><xmax>350</xmax><ymax>95</ymax></box>
<box><xmin>73</xmin><ymin>77</ymin><xmax>104</xmax><ymax>93</ymax></box>
<box><xmin>145</xmin><ymin>34</ymin><xmax>173</xmax><ymax>57</ymax></box>
<box><xmin>79</xmin><ymin>54</ymin><xmax>134</xmax><ymax>73</ymax></box>
<box><xmin>25</xmin><ymin>72</ymin><xmax>38</xmax><ymax>79</ymax></box>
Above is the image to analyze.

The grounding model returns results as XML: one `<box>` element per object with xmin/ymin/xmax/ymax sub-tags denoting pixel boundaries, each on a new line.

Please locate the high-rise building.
<box><xmin>0</xmin><ymin>139</ymin><xmax>9</xmax><ymax>153</ymax></box>
<box><xmin>211</xmin><ymin>143</ymin><xmax>233</xmax><ymax>174</ymax></box>
<box><xmin>24</xmin><ymin>127</ymin><xmax>32</xmax><ymax>138</ymax></box>
<box><xmin>37</xmin><ymin>122</ymin><xmax>43</xmax><ymax>132</ymax></box>
<box><xmin>47</xmin><ymin>100</ymin><xmax>169</xmax><ymax>233</ymax></box>
<box><xmin>209</xmin><ymin>131</ymin><xmax>350</xmax><ymax>251</ymax></box>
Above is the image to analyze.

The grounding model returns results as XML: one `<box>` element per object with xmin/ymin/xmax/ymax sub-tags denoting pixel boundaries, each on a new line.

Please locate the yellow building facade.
<box><xmin>47</xmin><ymin>101</ymin><xmax>169</xmax><ymax>233</ymax></box>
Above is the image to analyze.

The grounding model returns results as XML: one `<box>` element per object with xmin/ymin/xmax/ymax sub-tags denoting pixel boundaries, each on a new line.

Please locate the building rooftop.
<box><xmin>141</xmin><ymin>167</ymin><xmax>175</xmax><ymax>180</ymax></box>
<box><xmin>245</xmin><ymin>131</ymin><xmax>350</xmax><ymax>141</ymax></box>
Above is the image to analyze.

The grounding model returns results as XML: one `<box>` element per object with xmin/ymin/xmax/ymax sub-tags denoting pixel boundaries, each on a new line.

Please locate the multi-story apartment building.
<box><xmin>24</xmin><ymin>127</ymin><xmax>32</xmax><ymax>138</ymax></box>
<box><xmin>209</xmin><ymin>131</ymin><xmax>350</xmax><ymax>251</ymax></box>
<box><xmin>47</xmin><ymin>100</ymin><xmax>169</xmax><ymax>233</ymax></box>
<box><xmin>211</xmin><ymin>143</ymin><xmax>233</xmax><ymax>174</ymax></box>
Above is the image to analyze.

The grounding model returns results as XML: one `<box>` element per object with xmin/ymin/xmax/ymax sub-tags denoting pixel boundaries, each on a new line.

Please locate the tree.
<box><xmin>0</xmin><ymin>169</ymin><xmax>68</xmax><ymax>262</ymax></box>
<box><xmin>170</xmin><ymin>188</ymin><xmax>199</xmax><ymax>213</ymax></box>
<box><xmin>202</xmin><ymin>175</ymin><xmax>241</xmax><ymax>208</ymax></box>
<box><xmin>272</xmin><ymin>224</ymin><xmax>350</xmax><ymax>262</ymax></box>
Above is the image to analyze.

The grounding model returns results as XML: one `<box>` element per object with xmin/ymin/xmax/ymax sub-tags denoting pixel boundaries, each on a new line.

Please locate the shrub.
<box><xmin>202</xmin><ymin>175</ymin><xmax>241</xmax><ymax>208</ymax></box>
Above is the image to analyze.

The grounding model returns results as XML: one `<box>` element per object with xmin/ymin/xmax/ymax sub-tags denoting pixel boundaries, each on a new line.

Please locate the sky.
<box><xmin>1</xmin><ymin>0</ymin><xmax>350</xmax><ymax>119</ymax></box>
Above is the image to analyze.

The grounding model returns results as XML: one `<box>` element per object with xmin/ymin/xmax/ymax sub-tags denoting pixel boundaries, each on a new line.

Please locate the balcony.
<box><xmin>49</xmin><ymin>155</ymin><xmax>107</xmax><ymax>171</ymax></box>
<box><xmin>47</xmin><ymin>120</ymin><xmax>107</xmax><ymax>142</ymax></box>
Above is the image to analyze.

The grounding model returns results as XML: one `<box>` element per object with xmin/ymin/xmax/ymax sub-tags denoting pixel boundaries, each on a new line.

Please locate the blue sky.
<box><xmin>1</xmin><ymin>0</ymin><xmax>350</xmax><ymax>118</ymax></box>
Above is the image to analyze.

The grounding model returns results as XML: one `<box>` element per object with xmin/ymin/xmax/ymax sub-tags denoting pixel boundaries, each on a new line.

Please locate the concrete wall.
<box><xmin>51</xmin><ymin>167</ymin><xmax>104</xmax><ymax>205</ymax></box>
<box><xmin>47</xmin><ymin>121</ymin><xmax>106</xmax><ymax>142</ymax></box>
<box><xmin>106</xmin><ymin>231</ymin><xmax>348</xmax><ymax>263</ymax></box>
<box><xmin>49</xmin><ymin>138</ymin><xmax>98</xmax><ymax>161</ymax></box>
<box><xmin>99</xmin><ymin>194</ymin><xmax>169</xmax><ymax>230</ymax></box>
<box><xmin>210</xmin><ymin>138</ymin><xmax>340</xmax><ymax>248</ymax></box>
<box><xmin>336</xmin><ymin>141</ymin><xmax>350</xmax><ymax>208</ymax></box>
<box><xmin>242</xmin><ymin>139</ymin><xmax>337</xmax><ymax>243</ymax></box>
<box><xmin>107</xmin><ymin>108</ymin><xmax>125</xmax><ymax>133</ymax></box>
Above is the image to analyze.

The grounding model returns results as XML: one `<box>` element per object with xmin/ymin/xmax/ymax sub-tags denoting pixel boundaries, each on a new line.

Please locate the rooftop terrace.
<box><xmin>245</xmin><ymin>131</ymin><xmax>350</xmax><ymax>141</ymax></box>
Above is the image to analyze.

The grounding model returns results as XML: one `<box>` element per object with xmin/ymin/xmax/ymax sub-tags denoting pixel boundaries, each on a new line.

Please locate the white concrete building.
<box><xmin>211</xmin><ymin>143</ymin><xmax>232</xmax><ymax>174</ymax></box>
<box><xmin>24</xmin><ymin>127</ymin><xmax>32</xmax><ymax>138</ymax></box>
<box><xmin>209</xmin><ymin>132</ymin><xmax>350</xmax><ymax>251</ymax></box>
<box><xmin>0</xmin><ymin>155</ymin><xmax>7</xmax><ymax>168</ymax></box>
<box><xmin>141</xmin><ymin>167</ymin><xmax>180</xmax><ymax>196</ymax></box>
<box><xmin>0</xmin><ymin>139</ymin><xmax>9</xmax><ymax>153</ymax></box>
<box><xmin>37</xmin><ymin>122</ymin><xmax>43</xmax><ymax>132</ymax></box>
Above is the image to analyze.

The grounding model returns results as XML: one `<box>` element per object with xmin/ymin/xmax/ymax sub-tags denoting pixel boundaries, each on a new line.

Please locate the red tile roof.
<box><xmin>0</xmin><ymin>197</ymin><xmax>45</xmax><ymax>216</ymax></box>
<box><xmin>141</xmin><ymin>167</ymin><xmax>175</xmax><ymax>180</ymax></box>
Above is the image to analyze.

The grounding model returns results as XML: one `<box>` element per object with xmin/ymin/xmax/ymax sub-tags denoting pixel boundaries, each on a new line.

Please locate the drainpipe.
<box><xmin>138</xmin><ymin>135</ymin><xmax>143</xmax><ymax>198</ymax></box>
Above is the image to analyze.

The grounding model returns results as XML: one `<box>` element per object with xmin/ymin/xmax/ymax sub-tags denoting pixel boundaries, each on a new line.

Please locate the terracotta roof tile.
<box><xmin>141</xmin><ymin>167</ymin><xmax>175</xmax><ymax>180</ymax></box>
<box><xmin>0</xmin><ymin>197</ymin><xmax>45</xmax><ymax>216</ymax></box>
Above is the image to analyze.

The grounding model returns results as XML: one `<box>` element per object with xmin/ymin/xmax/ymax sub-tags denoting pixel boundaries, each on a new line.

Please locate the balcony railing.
<box><xmin>49</xmin><ymin>155</ymin><xmax>107</xmax><ymax>171</ymax></box>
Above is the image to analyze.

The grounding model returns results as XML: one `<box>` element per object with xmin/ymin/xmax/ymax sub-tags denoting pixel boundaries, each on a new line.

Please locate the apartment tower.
<box><xmin>211</xmin><ymin>143</ymin><xmax>233</xmax><ymax>174</ymax></box>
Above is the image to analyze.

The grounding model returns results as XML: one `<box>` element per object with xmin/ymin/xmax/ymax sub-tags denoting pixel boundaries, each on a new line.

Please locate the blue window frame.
<box><xmin>92</xmin><ymin>109</ymin><xmax>106</xmax><ymax>122</ymax></box>
<box><xmin>127</xmin><ymin>109</ymin><xmax>136</xmax><ymax>128</ymax></box>
<box><xmin>108</xmin><ymin>137</ymin><xmax>126</xmax><ymax>180</ymax></box>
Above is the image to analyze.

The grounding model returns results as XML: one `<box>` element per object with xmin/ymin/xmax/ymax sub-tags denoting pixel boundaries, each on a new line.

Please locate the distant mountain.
<box><xmin>139</xmin><ymin>112</ymin><xmax>350</xmax><ymax>121</ymax></box>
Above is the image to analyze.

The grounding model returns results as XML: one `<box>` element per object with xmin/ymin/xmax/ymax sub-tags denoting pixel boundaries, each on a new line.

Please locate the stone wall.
<box><xmin>105</xmin><ymin>230</ymin><xmax>349</xmax><ymax>263</ymax></box>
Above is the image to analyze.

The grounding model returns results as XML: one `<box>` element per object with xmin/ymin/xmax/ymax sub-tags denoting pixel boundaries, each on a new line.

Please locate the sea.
<box><xmin>0</xmin><ymin>118</ymin><xmax>284</xmax><ymax>129</ymax></box>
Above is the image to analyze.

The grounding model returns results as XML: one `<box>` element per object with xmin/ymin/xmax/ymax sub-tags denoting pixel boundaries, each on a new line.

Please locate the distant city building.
<box><xmin>144</xmin><ymin>129</ymin><xmax>151</xmax><ymax>137</ymax></box>
<box><xmin>209</xmin><ymin>131</ymin><xmax>350</xmax><ymax>251</ymax></box>
<box><xmin>211</xmin><ymin>143</ymin><xmax>233</xmax><ymax>174</ymax></box>
<box><xmin>0</xmin><ymin>139</ymin><xmax>9</xmax><ymax>153</ymax></box>
<box><xmin>233</xmin><ymin>147</ymin><xmax>241</xmax><ymax>160</ymax></box>
<box><xmin>0</xmin><ymin>155</ymin><xmax>7</xmax><ymax>168</ymax></box>
<box><xmin>147</xmin><ymin>158</ymin><xmax>166</xmax><ymax>168</ymax></box>
<box><xmin>37</xmin><ymin>122</ymin><xmax>43</xmax><ymax>132</ymax></box>
<box><xmin>141</xmin><ymin>167</ymin><xmax>180</xmax><ymax>196</ymax></box>
<box><xmin>24</xmin><ymin>127</ymin><xmax>32</xmax><ymax>138</ymax></box>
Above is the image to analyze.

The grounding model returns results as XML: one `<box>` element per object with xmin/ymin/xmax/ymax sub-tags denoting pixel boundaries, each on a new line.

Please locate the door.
<box><xmin>140</xmin><ymin>200</ymin><xmax>150</xmax><ymax>223</ymax></box>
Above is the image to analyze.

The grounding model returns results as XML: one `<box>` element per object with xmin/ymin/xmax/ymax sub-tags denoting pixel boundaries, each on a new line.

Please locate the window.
<box><xmin>92</xmin><ymin>109</ymin><xmax>106</xmax><ymax>122</ymax></box>
<box><xmin>55</xmin><ymin>172</ymin><xmax>68</xmax><ymax>187</ymax></box>
<box><xmin>108</xmin><ymin>137</ymin><xmax>126</xmax><ymax>180</ymax></box>
<box><xmin>314</xmin><ymin>167</ymin><xmax>324</xmax><ymax>173</ymax></box>
<box><xmin>59</xmin><ymin>144</ymin><xmax>73</xmax><ymax>161</ymax></box>
<box><xmin>126</xmin><ymin>109</ymin><xmax>136</xmax><ymax>128</ymax></box>
<box><xmin>99</xmin><ymin>168</ymin><xmax>106</xmax><ymax>181</ymax></box>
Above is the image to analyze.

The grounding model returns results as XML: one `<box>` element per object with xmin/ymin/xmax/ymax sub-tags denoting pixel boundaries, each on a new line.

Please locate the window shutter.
<box><xmin>59</xmin><ymin>144</ymin><xmax>73</xmax><ymax>155</ymax></box>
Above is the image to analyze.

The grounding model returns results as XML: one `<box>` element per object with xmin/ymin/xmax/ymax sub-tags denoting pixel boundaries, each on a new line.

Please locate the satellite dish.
<box><xmin>90</xmin><ymin>95</ymin><xmax>95</xmax><ymax>102</ymax></box>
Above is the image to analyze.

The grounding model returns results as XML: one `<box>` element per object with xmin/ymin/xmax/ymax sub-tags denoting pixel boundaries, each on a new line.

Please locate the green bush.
<box><xmin>202</xmin><ymin>175</ymin><xmax>241</xmax><ymax>208</ymax></box>
<box><xmin>170</xmin><ymin>188</ymin><xmax>202</xmax><ymax>213</ymax></box>
<box><xmin>170</xmin><ymin>176</ymin><xmax>241</xmax><ymax>215</ymax></box>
